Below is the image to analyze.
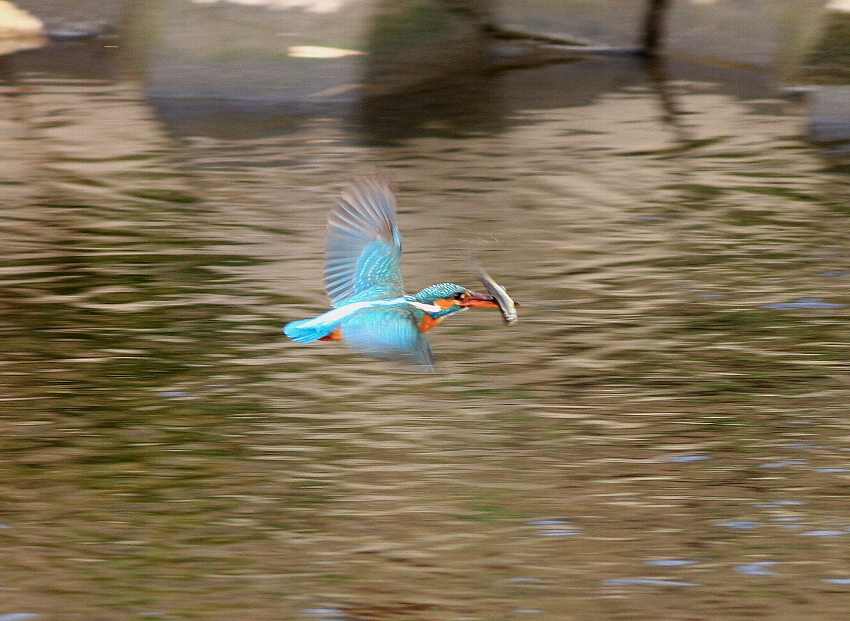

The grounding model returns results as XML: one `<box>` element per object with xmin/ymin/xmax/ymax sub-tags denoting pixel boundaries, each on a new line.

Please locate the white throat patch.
<box><xmin>409</xmin><ymin>301</ymin><xmax>442</xmax><ymax>314</ymax></box>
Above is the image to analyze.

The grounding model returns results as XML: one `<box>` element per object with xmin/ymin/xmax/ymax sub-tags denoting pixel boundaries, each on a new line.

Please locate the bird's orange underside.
<box><xmin>418</xmin><ymin>314</ymin><xmax>444</xmax><ymax>332</ymax></box>
<box><xmin>319</xmin><ymin>328</ymin><xmax>342</xmax><ymax>341</ymax></box>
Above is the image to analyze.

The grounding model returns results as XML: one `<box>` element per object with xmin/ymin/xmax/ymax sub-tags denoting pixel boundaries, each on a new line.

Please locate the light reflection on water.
<box><xmin>2</xmin><ymin>45</ymin><xmax>850</xmax><ymax>620</ymax></box>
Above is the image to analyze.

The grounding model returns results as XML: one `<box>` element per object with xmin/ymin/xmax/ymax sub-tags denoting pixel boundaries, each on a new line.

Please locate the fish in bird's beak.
<box><xmin>460</xmin><ymin>290</ymin><xmax>500</xmax><ymax>309</ymax></box>
<box><xmin>477</xmin><ymin>269</ymin><xmax>518</xmax><ymax>325</ymax></box>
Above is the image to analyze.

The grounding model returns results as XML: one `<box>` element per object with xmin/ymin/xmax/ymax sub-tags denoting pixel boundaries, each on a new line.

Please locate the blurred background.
<box><xmin>2</xmin><ymin>1</ymin><xmax>850</xmax><ymax>619</ymax></box>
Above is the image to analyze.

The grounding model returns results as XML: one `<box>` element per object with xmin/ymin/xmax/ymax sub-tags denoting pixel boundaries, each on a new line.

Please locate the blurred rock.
<box><xmin>14</xmin><ymin>0</ymin><xmax>128</xmax><ymax>36</ymax></box>
<box><xmin>802</xmin><ymin>9</ymin><xmax>850</xmax><ymax>84</ymax></box>
<box><xmin>0</xmin><ymin>1</ymin><xmax>45</xmax><ymax>56</ymax></box>
<box><xmin>0</xmin><ymin>0</ymin><xmax>43</xmax><ymax>37</ymax></box>
<box><xmin>124</xmin><ymin>0</ymin><xmax>491</xmax><ymax>110</ymax></box>
<box><xmin>363</xmin><ymin>0</ymin><xmax>490</xmax><ymax>97</ymax></box>
<box><xmin>808</xmin><ymin>85</ymin><xmax>850</xmax><ymax>142</ymax></box>
<box><xmin>125</xmin><ymin>0</ymin><xmax>373</xmax><ymax>105</ymax></box>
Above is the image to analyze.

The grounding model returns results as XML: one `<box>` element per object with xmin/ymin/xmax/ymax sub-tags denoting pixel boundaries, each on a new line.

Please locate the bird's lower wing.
<box><xmin>341</xmin><ymin>306</ymin><xmax>434</xmax><ymax>371</ymax></box>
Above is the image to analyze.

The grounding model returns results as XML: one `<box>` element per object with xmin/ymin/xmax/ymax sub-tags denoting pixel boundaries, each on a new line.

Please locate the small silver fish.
<box><xmin>477</xmin><ymin>269</ymin><xmax>517</xmax><ymax>325</ymax></box>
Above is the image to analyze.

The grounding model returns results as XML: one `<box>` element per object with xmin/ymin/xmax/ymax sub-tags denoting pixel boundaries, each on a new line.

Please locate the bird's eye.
<box><xmin>453</xmin><ymin>292</ymin><xmax>467</xmax><ymax>301</ymax></box>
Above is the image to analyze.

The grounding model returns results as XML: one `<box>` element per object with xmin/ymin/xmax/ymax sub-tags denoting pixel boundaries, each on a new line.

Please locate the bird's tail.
<box><xmin>283</xmin><ymin>319</ymin><xmax>332</xmax><ymax>343</ymax></box>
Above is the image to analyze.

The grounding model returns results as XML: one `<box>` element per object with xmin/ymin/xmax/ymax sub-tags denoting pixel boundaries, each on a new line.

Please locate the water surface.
<box><xmin>2</xmin><ymin>42</ymin><xmax>850</xmax><ymax>620</ymax></box>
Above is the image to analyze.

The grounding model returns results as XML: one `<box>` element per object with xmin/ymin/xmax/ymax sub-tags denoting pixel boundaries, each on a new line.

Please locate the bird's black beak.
<box><xmin>460</xmin><ymin>290</ymin><xmax>500</xmax><ymax>308</ymax></box>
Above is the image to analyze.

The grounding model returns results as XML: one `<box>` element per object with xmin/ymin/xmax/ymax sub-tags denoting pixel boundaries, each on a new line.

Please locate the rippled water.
<box><xmin>3</xmin><ymin>43</ymin><xmax>850</xmax><ymax>620</ymax></box>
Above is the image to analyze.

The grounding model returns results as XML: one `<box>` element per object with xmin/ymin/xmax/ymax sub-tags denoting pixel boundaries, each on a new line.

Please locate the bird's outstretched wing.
<box><xmin>324</xmin><ymin>177</ymin><xmax>404</xmax><ymax>307</ymax></box>
<box><xmin>342</xmin><ymin>306</ymin><xmax>434</xmax><ymax>370</ymax></box>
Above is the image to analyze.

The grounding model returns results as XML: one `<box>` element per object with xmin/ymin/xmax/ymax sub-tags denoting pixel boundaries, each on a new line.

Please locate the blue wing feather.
<box><xmin>342</xmin><ymin>306</ymin><xmax>434</xmax><ymax>370</ymax></box>
<box><xmin>324</xmin><ymin>178</ymin><xmax>404</xmax><ymax>306</ymax></box>
<box><xmin>283</xmin><ymin>318</ymin><xmax>330</xmax><ymax>343</ymax></box>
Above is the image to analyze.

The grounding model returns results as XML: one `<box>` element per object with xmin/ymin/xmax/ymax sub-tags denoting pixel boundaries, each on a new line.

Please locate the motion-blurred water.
<box><xmin>2</xmin><ymin>11</ymin><xmax>850</xmax><ymax>621</ymax></box>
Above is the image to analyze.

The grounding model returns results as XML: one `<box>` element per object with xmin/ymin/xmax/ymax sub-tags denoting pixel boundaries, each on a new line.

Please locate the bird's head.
<box><xmin>408</xmin><ymin>283</ymin><xmax>499</xmax><ymax>317</ymax></box>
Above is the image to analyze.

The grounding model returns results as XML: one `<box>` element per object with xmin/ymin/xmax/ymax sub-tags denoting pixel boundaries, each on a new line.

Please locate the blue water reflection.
<box><xmin>735</xmin><ymin>562</ymin><xmax>779</xmax><ymax>576</ymax></box>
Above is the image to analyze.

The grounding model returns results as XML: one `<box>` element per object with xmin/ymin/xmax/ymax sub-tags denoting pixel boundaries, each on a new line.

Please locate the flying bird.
<box><xmin>284</xmin><ymin>177</ymin><xmax>507</xmax><ymax>369</ymax></box>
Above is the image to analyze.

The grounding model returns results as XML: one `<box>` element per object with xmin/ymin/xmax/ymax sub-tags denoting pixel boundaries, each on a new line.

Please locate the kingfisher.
<box><xmin>284</xmin><ymin>177</ymin><xmax>502</xmax><ymax>369</ymax></box>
